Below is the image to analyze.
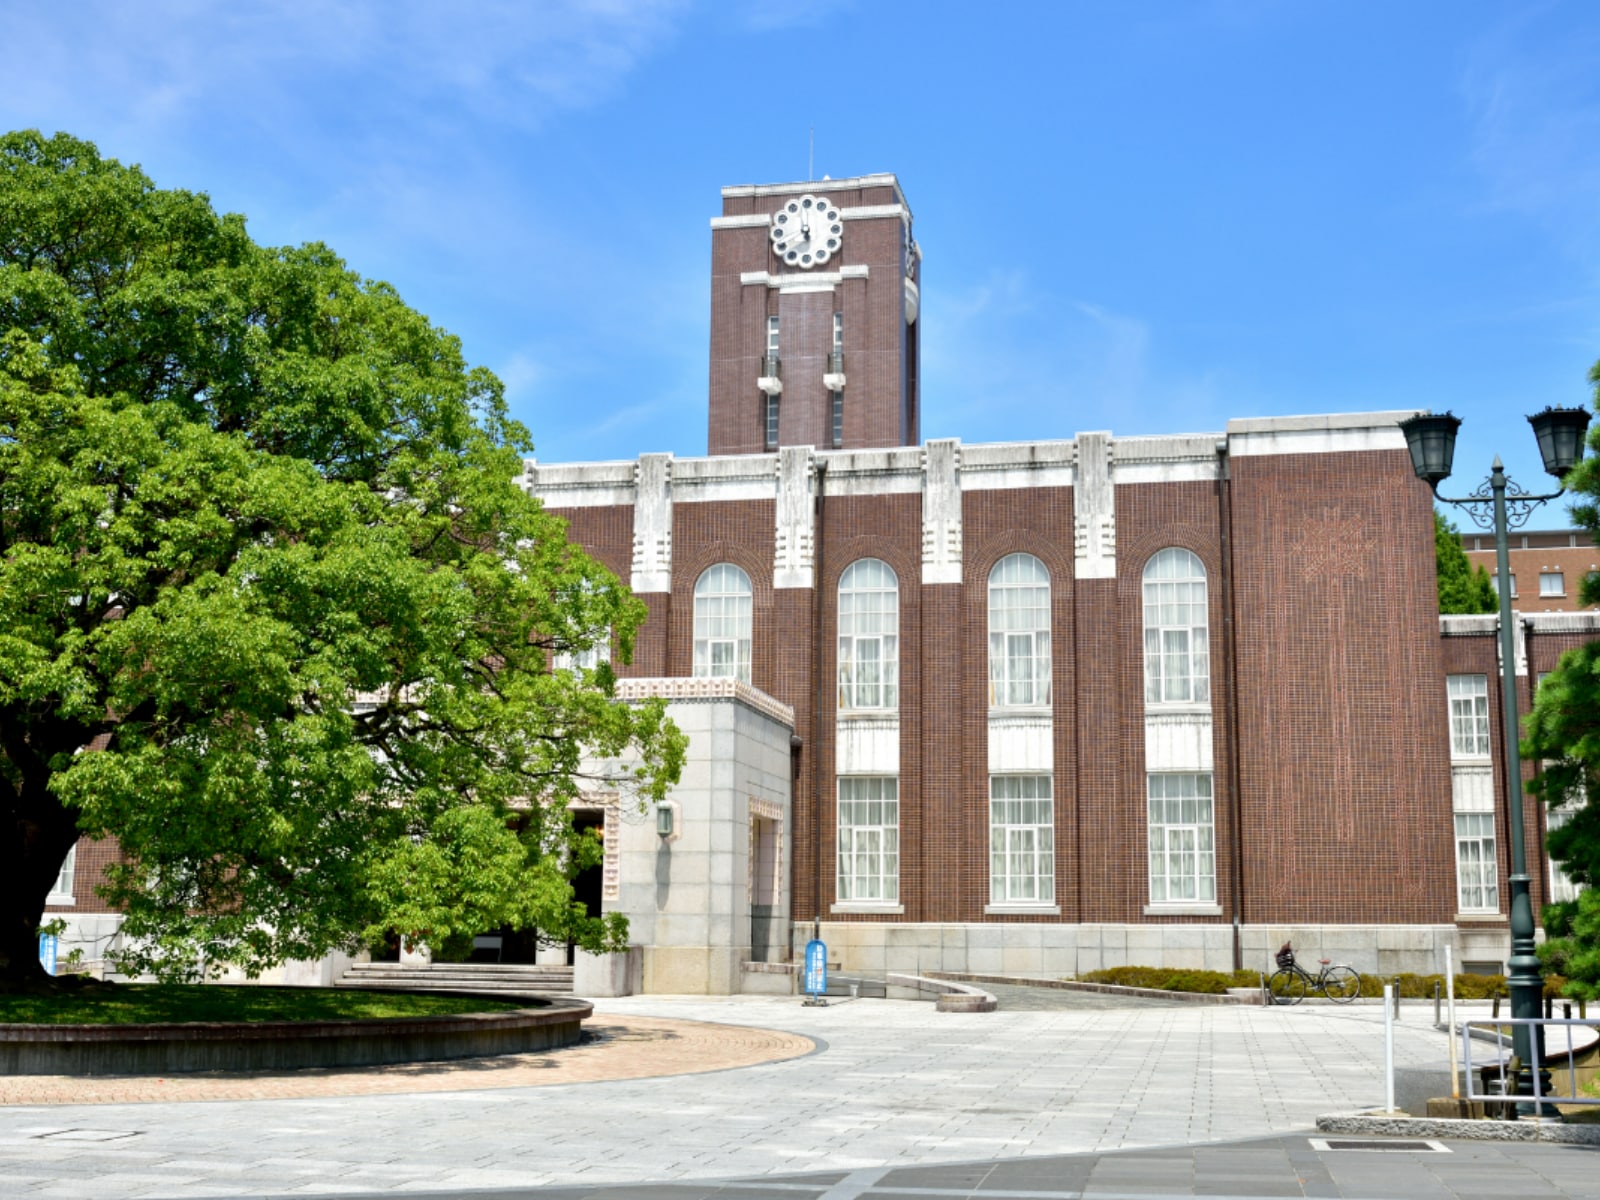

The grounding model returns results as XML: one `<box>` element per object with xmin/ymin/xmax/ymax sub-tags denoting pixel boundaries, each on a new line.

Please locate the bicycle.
<box><xmin>1268</xmin><ymin>943</ymin><xmax>1360</xmax><ymax>1005</ymax></box>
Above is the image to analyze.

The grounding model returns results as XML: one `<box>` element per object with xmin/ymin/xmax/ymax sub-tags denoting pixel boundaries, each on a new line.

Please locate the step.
<box><xmin>344</xmin><ymin>963</ymin><xmax>573</xmax><ymax>976</ymax></box>
<box><xmin>336</xmin><ymin>962</ymin><xmax>574</xmax><ymax>995</ymax></box>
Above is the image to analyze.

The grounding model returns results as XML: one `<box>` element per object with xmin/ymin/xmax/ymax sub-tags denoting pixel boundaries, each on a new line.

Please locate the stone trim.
<box><xmin>613</xmin><ymin>676</ymin><xmax>796</xmax><ymax>729</ymax></box>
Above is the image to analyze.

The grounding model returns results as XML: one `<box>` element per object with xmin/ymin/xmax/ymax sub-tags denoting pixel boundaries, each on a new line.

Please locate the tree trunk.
<box><xmin>0</xmin><ymin>788</ymin><xmax>82</xmax><ymax>991</ymax></box>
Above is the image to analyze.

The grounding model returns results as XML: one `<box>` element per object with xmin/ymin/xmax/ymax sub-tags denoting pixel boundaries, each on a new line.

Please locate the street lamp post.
<box><xmin>1399</xmin><ymin>406</ymin><xmax>1591</xmax><ymax>1120</ymax></box>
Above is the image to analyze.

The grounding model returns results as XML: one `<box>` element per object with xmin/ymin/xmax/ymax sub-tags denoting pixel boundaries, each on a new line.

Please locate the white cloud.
<box><xmin>920</xmin><ymin>271</ymin><xmax>1228</xmax><ymax>443</ymax></box>
<box><xmin>0</xmin><ymin>1</ymin><xmax>689</xmax><ymax>156</ymax></box>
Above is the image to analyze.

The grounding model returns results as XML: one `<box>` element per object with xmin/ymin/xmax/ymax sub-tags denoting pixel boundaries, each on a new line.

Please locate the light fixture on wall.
<box><xmin>656</xmin><ymin>803</ymin><xmax>675</xmax><ymax>839</ymax></box>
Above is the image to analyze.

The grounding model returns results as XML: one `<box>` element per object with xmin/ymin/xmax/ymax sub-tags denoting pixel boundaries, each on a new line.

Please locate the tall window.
<box><xmin>831</xmin><ymin>392</ymin><xmax>844</xmax><ymax>448</ymax></box>
<box><xmin>766</xmin><ymin>314</ymin><xmax>780</xmax><ymax>356</ymax></box>
<box><xmin>1143</xmin><ymin>549</ymin><xmax>1209</xmax><ymax>705</ymax></box>
<box><xmin>693</xmin><ymin>564</ymin><xmax>752</xmax><ymax>683</ymax></box>
<box><xmin>832</xmin><ymin>311</ymin><xmax>843</xmax><ymax>355</ymax></box>
<box><xmin>1455</xmin><ymin>812</ymin><xmax>1498</xmax><ymax>911</ymax></box>
<box><xmin>838</xmin><ymin>559</ymin><xmax>899</xmax><ymax>710</ymax></box>
<box><xmin>765</xmin><ymin>394</ymin><xmax>780</xmax><ymax>451</ymax></box>
<box><xmin>1148</xmin><ymin>773</ymin><xmax>1216</xmax><ymax>904</ymax></box>
<box><xmin>837</xmin><ymin>777</ymin><xmax>898</xmax><ymax>902</ymax></box>
<box><xmin>48</xmin><ymin>846</ymin><xmax>76</xmax><ymax>903</ymax></box>
<box><xmin>990</xmin><ymin>775</ymin><xmax>1054</xmax><ymax>903</ymax></box>
<box><xmin>1547</xmin><ymin>806</ymin><xmax>1580</xmax><ymax>904</ymax></box>
<box><xmin>1447</xmin><ymin>674</ymin><xmax>1490</xmax><ymax>757</ymax></box>
<box><xmin>988</xmin><ymin>553</ymin><xmax>1051</xmax><ymax>707</ymax></box>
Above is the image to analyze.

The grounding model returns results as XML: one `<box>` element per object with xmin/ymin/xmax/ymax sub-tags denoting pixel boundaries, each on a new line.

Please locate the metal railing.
<box><xmin>1461</xmin><ymin>1017</ymin><xmax>1600</xmax><ymax>1109</ymax></box>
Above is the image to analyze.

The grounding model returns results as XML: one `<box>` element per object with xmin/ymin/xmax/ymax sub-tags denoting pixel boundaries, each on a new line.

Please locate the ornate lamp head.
<box><xmin>1527</xmin><ymin>407</ymin><xmax>1591</xmax><ymax>480</ymax></box>
<box><xmin>1398</xmin><ymin>411</ymin><xmax>1461</xmax><ymax>488</ymax></box>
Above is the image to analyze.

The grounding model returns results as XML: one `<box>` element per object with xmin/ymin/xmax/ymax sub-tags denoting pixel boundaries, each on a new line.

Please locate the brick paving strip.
<box><xmin>0</xmin><ymin>1015</ymin><xmax>815</xmax><ymax>1106</ymax></box>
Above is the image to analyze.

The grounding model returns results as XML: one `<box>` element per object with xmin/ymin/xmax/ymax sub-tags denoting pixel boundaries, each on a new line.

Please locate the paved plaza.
<box><xmin>1</xmin><ymin>990</ymin><xmax>1594</xmax><ymax>1199</ymax></box>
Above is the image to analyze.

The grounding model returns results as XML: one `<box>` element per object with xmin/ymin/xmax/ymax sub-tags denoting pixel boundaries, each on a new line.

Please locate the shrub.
<box><xmin>1078</xmin><ymin>966</ymin><xmax>1570</xmax><ymax>1001</ymax></box>
<box><xmin>1078</xmin><ymin>966</ymin><xmax>1259</xmax><ymax>994</ymax></box>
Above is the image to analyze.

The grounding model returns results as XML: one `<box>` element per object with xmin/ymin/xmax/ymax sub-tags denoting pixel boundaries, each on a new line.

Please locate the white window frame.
<box><xmin>988</xmin><ymin>553</ymin><xmax>1051</xmax><ymax>708</ymax></box>
<box><xmin>1143</xmin><ymin>548</ymin><xmax>1210</xmax><ymax>706</ymax></box>
<box><xmin>1492</xmin><ymin>571</ymin><xmax>1517</xmax><ymax>598</ymax></box>
<box><xmin>837</xmin><ymin>559</ymin><xmax>899</xmax><ymax>711</ymax></box>
<box><xmin>837</xmin><ymin>777</ymin><xmax>898</xmax><ymax>903</ymax></box>
<box><xmin>47</xmin><ymin>846</ymin><xmax>76</xmax><ymax>906</ymax></box>
<box><xmin>832</xmin><ymin>311</ymin><xmax>843</xmax><ymax>354</ymax></box>
<box><xmin>989</xmin><ymin>775</ymin><xmax>1054</xmax><ymax>905</ymax></box>
<box><xmin>1447</xmin><ymin>674</ymin><xmax>1491</xmax><ymax>758</ymax></box>
<box><xmin>1147</xmin><ymin>773</ymin><xmax>1216</xmax><ymax>904</ymax></box>
<box><xmin>1546</xmin><ymin>805</ymin><xmax>1580</xmax><ymax>904</ymax></box>
<box><xmin>1455</xmin><ymin>811</ymin><xmax>1499</xmax><ymax>912</ymax></box>
<box><xmin>693</xmin><ymin>564</ymin><xmax>753</xmax><ymax>684</ymax></box>
<box><xmin>1540</xmin><ymin>571</ymin><xmax>1565</xmax><ymax>597</ymax></box>
<box><xmin>765</xmin><ymin>393</ymin><xmax>780</xmax><ymax>451</ymax></box>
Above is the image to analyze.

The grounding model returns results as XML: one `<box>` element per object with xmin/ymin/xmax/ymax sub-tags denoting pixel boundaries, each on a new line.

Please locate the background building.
<box><xmin>1463</xmin><ymin>529</ymin><xmax>1599</xmax><ymax>614</ymax></box>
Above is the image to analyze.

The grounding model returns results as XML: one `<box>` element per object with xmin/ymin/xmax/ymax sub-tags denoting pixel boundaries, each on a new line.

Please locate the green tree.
<box><xmin>1525</xmin><ymin>357</ymin><xmax>1600</xmax><ymax>1000</ymax></box>
<box><xmin>1434</xmin><ymin>511</ymin><xmax>1497</xmax><ymax>614</ymax></box>
<box><xmin>0</xmin><ymin>131</ymin><xmax>684</xmax><ymax>989</ymax></box>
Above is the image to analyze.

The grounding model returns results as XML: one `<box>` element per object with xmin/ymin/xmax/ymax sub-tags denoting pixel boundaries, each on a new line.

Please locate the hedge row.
<box><xmin>1076</xmin><ymin>965</ymin><xmax>1574</xmax><ymax>1001</ymax></box>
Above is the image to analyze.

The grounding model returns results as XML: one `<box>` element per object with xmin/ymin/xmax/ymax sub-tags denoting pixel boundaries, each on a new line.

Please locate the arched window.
<box><xmin>693</xmin><ymin>564</ymin><xmax>752</xmax><ymax>683</ymax></box>
<box><xmin>838</xmin><ymin>559</ymin><xmax>899</xmax><ymax>710</ymax></box>
<box><xmin>988</xmin><ymin>553</ymin><xmax>1051</xmax><ymax>708</ymax></box>
<box><xmin>1142</xmin><ymin>548</ymin><xmax>1209</xmax><ymax>705</ymax></box>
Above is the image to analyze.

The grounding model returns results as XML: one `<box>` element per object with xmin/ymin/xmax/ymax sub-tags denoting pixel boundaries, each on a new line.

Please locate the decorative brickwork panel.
<box><xmin>1230</xmin><ymin>451</ymin><xmax>1454</xmax><ymax>924</ymax></box>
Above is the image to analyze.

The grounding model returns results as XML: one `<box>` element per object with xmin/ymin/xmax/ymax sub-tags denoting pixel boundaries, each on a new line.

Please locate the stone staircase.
<box><xmin>336</xmin><ymin>961</ymin><xmax>575</xmax><ymax>997</ymax></box>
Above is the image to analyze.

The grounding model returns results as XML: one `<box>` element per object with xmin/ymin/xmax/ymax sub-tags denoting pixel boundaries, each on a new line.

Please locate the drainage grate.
<box><xmin>1309</xmin><ymin>1138</ymin><xmax>1451</xmax><ymax>1154</ymax></box>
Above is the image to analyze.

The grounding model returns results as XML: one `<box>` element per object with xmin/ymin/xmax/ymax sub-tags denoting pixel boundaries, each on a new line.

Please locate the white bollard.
<box><xmin>1444</xmin><ymin>944</ymin><xmax>1459</xmax><ymax>1099</ymax></box>
<box><xmin>1384</xmin><ymin>982</ymin><xmax>1397</xmax><ymax>1113</ymax></box>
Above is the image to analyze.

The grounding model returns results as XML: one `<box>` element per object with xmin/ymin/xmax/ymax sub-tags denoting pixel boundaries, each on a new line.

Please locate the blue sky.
<box><xmin>4</xmin><ymin>1</ymin><xmax>1600</xmax><ymax>498</ymax></box>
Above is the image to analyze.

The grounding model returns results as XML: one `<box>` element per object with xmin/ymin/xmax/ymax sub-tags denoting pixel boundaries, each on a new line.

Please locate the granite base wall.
<box><xmin>797</xmin><ymin>922</ymin><xmax>1506</xmax><ymax>978</ymax></box>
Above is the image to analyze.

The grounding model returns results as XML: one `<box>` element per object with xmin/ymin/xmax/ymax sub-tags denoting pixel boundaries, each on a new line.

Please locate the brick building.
<box><xmin>1463</xmin><ymin>529</ymin><xmax>1599</xmax><ymax>614</ymax></box>
<box><xmin>44</xmin><ymin>172</ymin><xmax>1596</xmax><ymax>986</ymax></box>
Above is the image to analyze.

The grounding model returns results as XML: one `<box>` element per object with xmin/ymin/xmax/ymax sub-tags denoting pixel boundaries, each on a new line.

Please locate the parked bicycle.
<box><xmin>1268</xmin><ymin>942</ymin><xmax>1360</xmax><ymax>1004</ymax></box>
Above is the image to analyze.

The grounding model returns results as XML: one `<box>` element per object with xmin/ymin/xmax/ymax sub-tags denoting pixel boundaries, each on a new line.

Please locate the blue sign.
<box><xmin>803</xmin><ymin>938</ymin><xmax>827</xmax><ymax>998</ymax></box>
<box><xmin>38</xmin><ymin>933</ymin><xmax>57</xmax><ymax>976</ymax></box>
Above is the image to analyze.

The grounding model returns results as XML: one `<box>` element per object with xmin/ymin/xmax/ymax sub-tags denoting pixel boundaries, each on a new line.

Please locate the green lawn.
<box><xmin>0</xmin><ymin>985</ymin><xmax>526</xmax><ymax>1026</ymax></box>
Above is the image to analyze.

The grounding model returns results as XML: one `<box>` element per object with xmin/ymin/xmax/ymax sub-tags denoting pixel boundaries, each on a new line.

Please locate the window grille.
<box><xmin>1447</xmin><ymin>675</ymin><xmax>1491</xmax><ymax>757</ymax></box>
<box><xmin>48</xmin><ymin>847</ymin><xmax>76</xmax><ymax>902</ymax></box>
<box><xmin>837</xmin><ymin>777</ymin><xmax>898</xmax><ymax>902</ymax></box>
<box><xmin>1143</xmin><ymin>548</ymin><xmax>1210</xmax><ymax>705</ymax></box>
<box><xmin>693</xmin><ymin>564</ymin><xmax>753</xmax><ymax>683</ymax></box>
<box><xmin>1455</xmin><ymin>812</ymin><xmax>1499</xmax><ymax>911</ymax></box>
<box><xmin>988</xmin><ymin>553</ymin><xmax>1051</xmax><ymax>707</ymax></box>
<box><xmin>990</xmin><ymin>775</ymin><xmax>1054</xmax><ymax>903</ymax></box>
<box><xmin>1148</xmin><ymin>773</ymin><xmax>1216</xmax><ymax>903</ymax></box>
<box><xmin>837</xmin><ymin>559</ymin><xmax>898</xmax><ymax>710</ymax></box>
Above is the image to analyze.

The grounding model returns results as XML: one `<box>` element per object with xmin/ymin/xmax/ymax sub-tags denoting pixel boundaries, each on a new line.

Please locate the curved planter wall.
<box><xmin>0</xmin><ymin>994</ymin><xmax>592</xmax><ymax>1076</ymax></box>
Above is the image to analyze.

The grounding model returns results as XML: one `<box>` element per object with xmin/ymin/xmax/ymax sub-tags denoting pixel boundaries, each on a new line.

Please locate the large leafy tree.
<box><xmin>1434</xmin><ymin>511</ymin><xmax>1497</xmax><ymax>615</ymax></box>
<box><xmin>1525</xmin><ymin>357</ymin><xmax>1600</xmax><ymax>1000</ymax></box>
<box><xmin>0</xmin><ymin>131</ymin><xmax>683</xmax><ymax>988</ymax></box>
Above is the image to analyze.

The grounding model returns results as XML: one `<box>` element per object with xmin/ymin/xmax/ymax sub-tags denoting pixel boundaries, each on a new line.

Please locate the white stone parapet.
<box><xmin>613</xmin><ymin>676</ymin><xmax>796</xmax><ymax>730</ymax></box>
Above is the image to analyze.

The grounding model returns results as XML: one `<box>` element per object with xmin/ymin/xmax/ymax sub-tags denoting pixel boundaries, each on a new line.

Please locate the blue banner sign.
<box><xmin>803</xmin><ymin>938</ymin><xmax>827</xmax><ymax>998</ymax></box>
<box><xmin>38</xmin><ymin>933</ymin><xmax>58</xmax><ymax>976</ymax></box>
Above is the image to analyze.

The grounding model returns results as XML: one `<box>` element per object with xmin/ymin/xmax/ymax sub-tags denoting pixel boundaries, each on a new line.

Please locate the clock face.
<box><xmin>769</xmin><ymin>194</ymin><xmax>841</xmax><ymax>269</ymax></box>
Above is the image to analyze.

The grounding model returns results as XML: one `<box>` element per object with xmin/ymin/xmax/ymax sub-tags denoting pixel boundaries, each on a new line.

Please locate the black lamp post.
<box><xmin>1399</xmin><ymin>406</ymin><xmax>1591</xmax><ymax>1119</ymax></box>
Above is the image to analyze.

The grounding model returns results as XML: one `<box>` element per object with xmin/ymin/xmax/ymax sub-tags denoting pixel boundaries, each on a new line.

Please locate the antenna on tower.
<box><xmin>808</xmin><ymin>127</ymin><xmax>814</xmax><ymax>181</ymax></box>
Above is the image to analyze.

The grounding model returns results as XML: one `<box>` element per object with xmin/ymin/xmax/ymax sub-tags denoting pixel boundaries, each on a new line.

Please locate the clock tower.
<box><xmin>707</xmin><ymin>173</ymin><xmax>920</xmax><ymax>456</ymax></box>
